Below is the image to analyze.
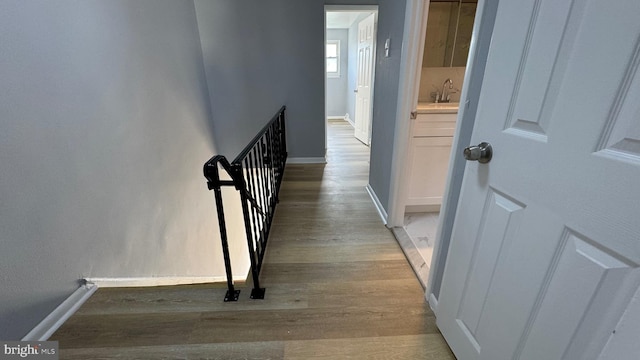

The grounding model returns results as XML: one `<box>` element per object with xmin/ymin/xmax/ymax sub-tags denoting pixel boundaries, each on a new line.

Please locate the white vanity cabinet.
<box><xmin>405</xmin><ymin>107</ymin><xmax>457</xmax><ymax>212</ymax></box>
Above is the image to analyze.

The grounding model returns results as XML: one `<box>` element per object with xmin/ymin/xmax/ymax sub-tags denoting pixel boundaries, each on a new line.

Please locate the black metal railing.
<box><xmin>203</xmin><ymin>106</ymin><xmax>287</xmax><ymax>301</ymax></box>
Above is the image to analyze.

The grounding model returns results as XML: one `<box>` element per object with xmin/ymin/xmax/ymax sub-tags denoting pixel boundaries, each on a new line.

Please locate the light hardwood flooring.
<box><xmin>51</xmin><ymin>120</ymin><xmax>455</xmax><ymax>359</ymax></box>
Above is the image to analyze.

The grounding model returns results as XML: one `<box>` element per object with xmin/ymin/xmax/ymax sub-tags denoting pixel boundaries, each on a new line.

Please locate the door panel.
<box><xmin>456</xmin><ymin>189</ymin><xmax>525</xmax><ymax>344</ymax></box>
<box><xmin>354</xmin><ymin>13</ymin><xmax>375</xmax><ymax>145</ymax></box>
<box><xmin>597</xmin><ymin>39</ymin><xmax>640</xmax><ymax>163</ymax></box>
<box><xmin>519</xmin><ymin>230</ymin><xmax>637</xmax><ymax>359</ymax></box>
<box><xmin>437</xmin><ymin>1</ymin><xmax>640</xmax><ymax>359</ymax></box>
<box><xmin>501</xmin><ymin>0</ymin><xmax>574</xmax><ymax>140</ymax></box>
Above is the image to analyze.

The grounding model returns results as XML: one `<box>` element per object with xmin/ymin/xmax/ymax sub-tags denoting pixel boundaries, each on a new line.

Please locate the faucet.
<box><xmin>440</xmin><ymin>78</ymin><xmax>453</xmax><ymax>103</ymax></box>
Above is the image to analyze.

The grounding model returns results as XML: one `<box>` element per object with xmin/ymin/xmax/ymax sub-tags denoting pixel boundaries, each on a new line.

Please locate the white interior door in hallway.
<box><xmin>437</xmin><ymin>1</ymin><xmax>640</xmax><ymax>359</ymax></box>
<box><xmin>354</xmin><ymin>13</ymin><xmax>375</xmax><ymax>145</ymax></box>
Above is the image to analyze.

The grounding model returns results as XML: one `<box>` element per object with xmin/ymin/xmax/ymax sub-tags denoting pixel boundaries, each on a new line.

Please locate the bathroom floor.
<box><xmin>404</xmin><ymin>212</ymin><xmax>440</xmax><ymax>269</ymax></box>
<box><xmin>390</xmin><ymin>211</ymin><xmax>441</xmax><ymax>289</ymax></box>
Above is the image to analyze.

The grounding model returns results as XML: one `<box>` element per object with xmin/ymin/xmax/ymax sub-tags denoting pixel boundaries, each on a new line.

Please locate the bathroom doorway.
<box><xmin>392</xmin><ymin>0</ymin><xmax>479</xmax><ymax>288</ymax></box>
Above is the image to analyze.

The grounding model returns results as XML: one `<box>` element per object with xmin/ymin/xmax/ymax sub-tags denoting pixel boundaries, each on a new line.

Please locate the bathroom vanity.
<box><xmin>405</xmin><ymin>102</ymin><xmax>458</xmax><ymax>212</ymax></box>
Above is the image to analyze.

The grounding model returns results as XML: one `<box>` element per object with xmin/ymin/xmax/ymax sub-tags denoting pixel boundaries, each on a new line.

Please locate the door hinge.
<box><xmin>410</xmin><ymin>110</ymin><xmax>418</xmax><ymax>120</ymax></box>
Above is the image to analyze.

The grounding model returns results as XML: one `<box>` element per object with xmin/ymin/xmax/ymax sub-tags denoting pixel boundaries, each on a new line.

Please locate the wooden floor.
<box><xmin>52</xmin><ymin>120</ymin><xmax>455</xmax><ymax>359</ymax></box>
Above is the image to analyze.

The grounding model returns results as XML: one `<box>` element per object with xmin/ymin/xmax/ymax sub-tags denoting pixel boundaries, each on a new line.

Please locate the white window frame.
<box><xmin>326</xmin><ymin>40</ymin><xmax>340</xmax><ymax>78</ymax></box>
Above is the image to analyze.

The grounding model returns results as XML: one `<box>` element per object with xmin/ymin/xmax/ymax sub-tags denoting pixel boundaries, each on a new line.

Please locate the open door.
<box><xmin>354</xmin><ymin>13</ymin><xmax>375</xmax><ymax>145</ymax></box>
<box><xmin>437</xmin><ymin>1</ymin><xmax>640</xmax><ymax>359</ymax></box>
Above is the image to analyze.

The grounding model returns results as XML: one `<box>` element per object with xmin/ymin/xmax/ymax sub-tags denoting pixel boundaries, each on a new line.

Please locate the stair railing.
<box><xmin>203</xmin><ymin>106</ymin><xmax>287</xmax><ymax>301</ymax></box>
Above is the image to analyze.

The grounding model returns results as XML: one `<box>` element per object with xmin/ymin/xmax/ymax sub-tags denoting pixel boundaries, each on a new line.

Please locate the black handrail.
<box><xmin>203</xmin><ymin>106</ymin><xmax>287</xmax><ymax>301</ymax></box>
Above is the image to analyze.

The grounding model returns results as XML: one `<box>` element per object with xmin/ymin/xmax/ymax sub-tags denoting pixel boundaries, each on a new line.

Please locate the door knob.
<box><xmin>464</xmin><ymin>142</ymin><xmax>492</xmax><ymax>163</ymax></box>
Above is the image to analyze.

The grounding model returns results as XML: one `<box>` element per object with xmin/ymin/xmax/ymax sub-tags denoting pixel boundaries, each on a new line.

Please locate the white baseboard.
<box><xmin>327</xmin><ymin>114</ymin><xmax>355</xmax><ymax>127</ymax></box>
<box><xmin>344</xmin><ymin>113</ymin><xmax>354</xmax><ymax>126</ymax></box>
<box><xmin>287</xmin><ymin>157</ymin><xmax>327</xmax><ymax>164</ymax></box>
<box><xmin>428</xmin><ymin>292</ymin><xmax>439</xmax><ymax>313</ymax></box>
<box><xmin>22</xmin><ymin>283</ymin><xmax>98</xmax><ymax>341</ymax></box>
<box><xmin>21</xmin><ymin>274</ymin><xmax>248</xmax><ymax>340</ymax></box>
<box><xmin>366</xmin><ymin>184</ymin><xmax>388</xmax><ymax>225</ymax></box>
<box><xmin>84</xmin><ymin>275</ymin><xmax>246</xmax><ymax>288</ymax></box>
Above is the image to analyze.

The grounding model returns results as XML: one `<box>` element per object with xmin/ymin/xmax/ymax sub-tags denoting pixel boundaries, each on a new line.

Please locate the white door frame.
<box><xmin>387</xmin><ymin>0</ymin><xmax>498</xmax><ymax>309</ymax></box>
<box><xmin>387</xmin><ymin>0</ymin><xmax>429</xmax><ymax>229</ymax></box>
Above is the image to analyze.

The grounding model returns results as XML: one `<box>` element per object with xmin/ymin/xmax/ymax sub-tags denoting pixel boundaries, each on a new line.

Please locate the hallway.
<box><xmin>51</xmin><ymin>120</ymin><xmax>454</xmax><ymax>359</ymax></box>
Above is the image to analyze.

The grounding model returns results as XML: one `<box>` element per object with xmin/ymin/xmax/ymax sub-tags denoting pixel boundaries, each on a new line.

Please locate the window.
<box><xmin>326</xmin><ymin>40</ymin><xmax>340</xmax><ymax>77</ymax></box>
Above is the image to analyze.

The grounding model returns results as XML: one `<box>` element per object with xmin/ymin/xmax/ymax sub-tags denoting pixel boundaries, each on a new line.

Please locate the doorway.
<box><xmin>325</xmin><ymin>6</ymin><xmax>378</xmax><ymax>151</ymax></box>
<box><xmin>389</xmin><ymin>0</ymin><xmax>479</xmax><ymax>289</ymax></box>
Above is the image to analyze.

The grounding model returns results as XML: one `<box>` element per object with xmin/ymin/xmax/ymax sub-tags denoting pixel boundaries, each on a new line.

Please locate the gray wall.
<box><xmin>367</xmin><ymin>0</ymin><xmax>407</xmax><ymax>212</ymax></box>
<box><xmin>326</xmin><ymin>29</ymin><xmax>349</xmax><ymax>117</ymax></box>
<box><xmin>194</xmin><ymin>0</ymin><xmax>406</xmax><ymax>209</ymax></box>
<box><xmin>194</xmin><ymin>0</ymin><xmax>326</xmax><ymax>159</ymax></box>
<box><xmin>0</xmin><ymin>0</ymin><xmax>226</xmax><ymax>339</ymax></box>
<box><xmin>194</xmin><ymin>0</ymin><xmax>407</xmax><ymax>166</ymax></box>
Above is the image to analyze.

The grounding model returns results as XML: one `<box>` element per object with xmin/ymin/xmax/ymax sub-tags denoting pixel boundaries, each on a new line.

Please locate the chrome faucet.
<box><xmin>440</xmin><ymin>78</ymin><xmax>453</xmax><ymax>103</ymax></box>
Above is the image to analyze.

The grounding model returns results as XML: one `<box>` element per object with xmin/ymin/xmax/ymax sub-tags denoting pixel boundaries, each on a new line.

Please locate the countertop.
<box><xmin>416</xmin><ymin>102</ymin><xmax>459</xmax><ymax>114</ymax></box>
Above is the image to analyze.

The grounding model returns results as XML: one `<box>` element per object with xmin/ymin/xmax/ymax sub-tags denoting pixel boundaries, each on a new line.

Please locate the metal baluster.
<box><xmin>244</xmin><ymin>155</ymin><xmax>260</xmax><ymax>268</ymax></box>
<box><xmin>213</xmin><ymin>185</ymin><xmax>240</xmax><ymax>302</ymax></box>
<box><xmin>252</xmin><ymin>146</ymin><xmax>266</xmax><ymax>267</ymax></box>
<box><xmin>250</xmin><ymin>149</ymin><xmax>265</xmax><ymax>264</ymax></box>
<box><xmin>266</xmin><ymin>127</ymin><xmax>278</xmax><ymax>207</ymax></box>
<box><xmin>203</xmin><ymin>157</ymin><xmax>240</xmax><ymax>302</ymax></box>
<box><xmin>234</xmin><ymin>163</ymin><xmax>265</xmax><ymax>300</ymax></box>
<box><xmin>258</xmin><ymin>139</ymin><xmax>270</xmax><ymax>251</ymax></box>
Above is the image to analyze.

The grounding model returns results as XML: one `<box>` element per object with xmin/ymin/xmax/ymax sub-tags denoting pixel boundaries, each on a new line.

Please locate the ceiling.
<box><xmin>326</xmin><ymin>12</ymin><xmax>372</xmax><ymax>29</ymax></box>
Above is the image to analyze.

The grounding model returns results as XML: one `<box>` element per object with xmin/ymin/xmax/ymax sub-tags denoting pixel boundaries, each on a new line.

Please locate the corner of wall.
<box><xmin>366</xmin><ymin>184</ymin><xmax>388</xmax><ymax>225</ymax></box>
<box><xmin>21</xmin><ymin>284</ymin><xmax>98</xmax><ymax>341</ymax></box>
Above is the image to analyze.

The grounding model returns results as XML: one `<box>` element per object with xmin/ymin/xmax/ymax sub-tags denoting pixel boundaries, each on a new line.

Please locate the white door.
<box><xmin>354</xmin><ymin>13</ymin><xmax>375</xmax><ymax>145</ymax></box>
<box><xmin>437</xmin><ymin>1</ymin><xmax>640</xmax><ymax>359</ymax></box>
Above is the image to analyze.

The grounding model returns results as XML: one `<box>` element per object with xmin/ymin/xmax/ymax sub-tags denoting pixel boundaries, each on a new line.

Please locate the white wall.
<box><xmin>326</xmin><ymin>29</ymin><xmax>349</xmax><ymax>117</ymax></box>
<box><xmin>0</xmin><ymin>0</ymin><xmax>244</xmax><ymax>339</ymax></box>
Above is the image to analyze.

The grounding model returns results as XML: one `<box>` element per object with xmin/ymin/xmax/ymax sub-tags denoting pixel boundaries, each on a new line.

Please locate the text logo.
<box><xmin>0</xmin><ymin>342</ymin><xmax>58</xmax><ymax>359</ymax></box>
